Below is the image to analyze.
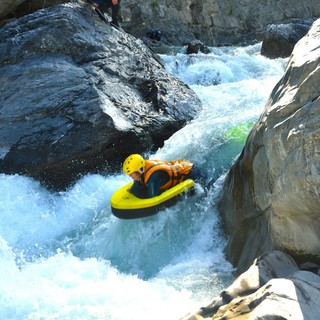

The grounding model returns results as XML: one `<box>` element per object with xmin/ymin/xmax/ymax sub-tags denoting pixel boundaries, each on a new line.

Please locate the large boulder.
<box><xmin>182</xmin><ymin>251</ymin><xmax>320</xmax><ymax>320</ymax></box>
<box><xmin>0</xmin><ymin>2</ymin><xmax>201</xmax><ymax>190</ymax></box>
<box><xmin>218</xmin><ymin>19</ymin><xmax>320</xmax><ymax>273</ymax></box>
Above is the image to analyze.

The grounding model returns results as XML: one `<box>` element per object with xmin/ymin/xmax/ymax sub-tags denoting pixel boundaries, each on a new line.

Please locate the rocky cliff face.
<box><xmin>0</xmin><ymin>2</ymin><xmax>201</xmax><ymax>190</ymax></box>
<box><xmin>219</xmin><ymin>19</ymin><xmax>320</xmax><ymax>274</ymax></box>
<box><xmin>108</xmin><ymin>0</ymin><xmax>320</xmax><ymax>45</ymax></box>
<box><xmin>2</xmin><ymin>0</ymin><xmax>320</xmax><ymax>46</ymax></box>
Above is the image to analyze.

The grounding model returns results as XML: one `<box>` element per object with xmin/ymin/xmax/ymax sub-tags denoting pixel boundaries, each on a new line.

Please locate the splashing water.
<box><xmin>0</xmin><ymin>43</ymin><xmax>287</xmax><ymax>319</ymax></box>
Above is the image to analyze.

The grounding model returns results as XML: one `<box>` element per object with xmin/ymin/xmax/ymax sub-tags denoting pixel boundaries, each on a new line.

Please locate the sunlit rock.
<box><xmin>182</xmin><ymin>251</ymin><xmax>320</xmax><ymax>320</ymax></box>
<box><xmin>0</xmin><ymin>0</ymin><xmax>25</xmax><ymax>19</ymax></box>
<box><xmin>2</xmin><ymin>0</ymin><xmax>320</xmax><ymax>46</ymax></box>
<box><xmin>219</xmin><ymin>19</ymin><xmax>320</xmax><ymax>273</ymax></box>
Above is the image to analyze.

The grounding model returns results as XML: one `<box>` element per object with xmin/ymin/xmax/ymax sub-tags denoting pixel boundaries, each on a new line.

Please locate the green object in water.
<box><xmin>224</xmin><ymin>122</ymin><xmax>254</xmax><ymax>143</ymax></box>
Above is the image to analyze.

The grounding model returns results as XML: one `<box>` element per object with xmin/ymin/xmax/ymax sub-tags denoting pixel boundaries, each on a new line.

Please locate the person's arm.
<box><xmin>147</xmin><ymin>171</ymin><xmax>169</xmax><ymax>197</ymax></box>
<box><xmin>129</xmin><ymin>181</ymin><xmax>148</xmax><ymax>198</ymax></box>
<box><xmin>147</xmin><ymin>173</ymin><xmax>162</xmax><ymax>197</ymax></box>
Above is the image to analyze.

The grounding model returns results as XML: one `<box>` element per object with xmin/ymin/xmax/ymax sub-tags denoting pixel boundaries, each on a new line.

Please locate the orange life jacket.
<box><xmin>141</xmin><ymin>159</ymin><xmax>193</xmax><ymax>191</ymax></box>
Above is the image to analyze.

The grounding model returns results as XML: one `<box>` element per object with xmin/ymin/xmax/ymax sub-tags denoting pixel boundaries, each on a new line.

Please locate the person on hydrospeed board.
<box><xmin>122</xmin><ymin>154</ymin><xmax>203</xmax><ymax>199</ymax></box>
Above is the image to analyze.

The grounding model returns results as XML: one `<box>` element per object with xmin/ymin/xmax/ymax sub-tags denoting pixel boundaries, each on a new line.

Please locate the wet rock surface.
<box><xmin>261</xmin><ymin>19</ymin><xmax>314</xmax><ymax>58</ymax></box>
<box><xmin>0</xmin><ymin>3</ymin><xmax>201</xmax><ymax>190</ymax></box>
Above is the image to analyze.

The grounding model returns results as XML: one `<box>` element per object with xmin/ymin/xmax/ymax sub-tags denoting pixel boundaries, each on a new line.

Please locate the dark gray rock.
<box><xmin>120</xmin><ymin>0</ymin><xmax>320</xmax><ymax>46</ymax></box>
<box><xmin>261</xmin><ymin>19</ymin><xmax>314</xmax><ymax>58</ymax></box>
<box><xmin>186</xmin><ymin>40</ymin><xmax>210</xmax><ymax>55</ymax></box>
<box><xmin>0</xmin><ymin>2</ymin><xmax>201</xmax><ymax>190</ymax></box>
<box><xmin>0</xmin><ymin>0</ymin><xmax>25</xmax><ymax>19</ymax></box>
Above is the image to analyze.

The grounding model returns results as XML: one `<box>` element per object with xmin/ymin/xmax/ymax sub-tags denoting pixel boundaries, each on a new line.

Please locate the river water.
<box><xmin>0</xmin><ymin>43</ymin><xmax>286</xmax><ymax>320</ymax></box>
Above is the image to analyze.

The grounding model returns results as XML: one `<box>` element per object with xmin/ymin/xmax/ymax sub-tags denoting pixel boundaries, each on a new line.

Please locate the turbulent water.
<box><xmin>0</xmin><ymin>43</ymin><xmax>286</xmax><ymax>320</ymax></box>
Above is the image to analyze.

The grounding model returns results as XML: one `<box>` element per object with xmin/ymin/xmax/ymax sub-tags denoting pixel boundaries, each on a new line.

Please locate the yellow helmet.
<box><xmin>123</xmin><ymin>154</ymin><xmax>145</xmax><ymax>175</ymax></box>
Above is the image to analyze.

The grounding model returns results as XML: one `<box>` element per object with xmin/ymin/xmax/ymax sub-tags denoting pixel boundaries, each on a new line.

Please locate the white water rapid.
<box><xmin>0</xmin><ymin>43</ymin><xmax>286</xmax><ymax>320</ymax></box>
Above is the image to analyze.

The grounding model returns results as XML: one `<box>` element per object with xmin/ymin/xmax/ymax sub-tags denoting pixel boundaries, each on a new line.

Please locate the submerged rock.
<box><xmin>0</xmin><ymin>2</ymin><xmax>201</xmax><ymax>190</ymax></box>
<box><xmin>186</xmin><ymin>40</ymin><xmax>210</xmax><ymax>54</ymax></box>
<box><xmin>219</xmin><ymin>19</ymin><xmax>320</xmax><ymax>273</ymax></box>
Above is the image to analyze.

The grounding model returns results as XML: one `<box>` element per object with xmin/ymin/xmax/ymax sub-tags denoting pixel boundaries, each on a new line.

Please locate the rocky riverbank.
<box><xmin>219</xmin><ymin>18</ymin><xmax>320</xmax><ymax>275</ymax></box>
<box><xmin>182</xmin><ymin>16</ymin><xmax>320</xmax><ymax>320</ymax></box>
<box><xmin>1</xmin><ymin>0</ymin><xmax>320</xmax><ymax>46</ymax></box>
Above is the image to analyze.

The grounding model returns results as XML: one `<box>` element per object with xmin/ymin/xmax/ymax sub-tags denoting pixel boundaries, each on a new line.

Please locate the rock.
<box><xmin>212</xmin><ymin>270</ymin><xmax>320</xmax><ymax>319</ymax></box>
<box><xmin>186</xmin><ymin>40</ymin><xmax>210</xmax><ymax>54</ymax></box>
<box><xmin>184</xmin><ymin>251</ymin><xmax>299</xmax><ymax>318</ymax></box>
<box><xmin>300</xmin><ymin>261</ymin><xmax>320</xmax><ymax>275</ymax></box>
<box><xmin>261</xmin><ymin>19</ymin><xmax>314</xmax><ymax>58</ymax></box>
<box><xmin>119</xmin><ymin>0</ymin><xmax>320</xmax><ymax>46</ymax></box>
<box><xmin>182</xmin><ymin>251</ymin><xmax>320</xmax><ymax>320</ymax></box>
<box><xmin>0</xmin><ymin>2</ymin><xmax>201</xmax><ymax>190</ymax></box>
<box><xmin>13</xmin><ymin>0</ymin><xmax>66</xmax><ymax>17</ymax></box>
<box><xmin>1</xmin><ymin>0</ymin><xmax>320</xmax><ymax>46</ymax></box>
<box><xmin>218</xmin><ymin>18</ymin><xmax>320</xmax><ymax>273</ymax></box>
<box><xmin>0</xmin><ymin>0</ymin><xmax>25</xmax><ymax>19</ymax></box>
